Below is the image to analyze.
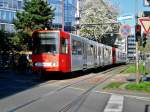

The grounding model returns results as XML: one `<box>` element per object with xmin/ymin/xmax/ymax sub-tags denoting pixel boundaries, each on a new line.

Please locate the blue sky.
<box><xmin>111</xmin><ymin>0</ymin><xmax>150</xmax><ymax>16</ymax></box>
<box><xmin>110</xmin><ymin>0</ymin><xmax>150</xmax><ymax>33</ymax></box>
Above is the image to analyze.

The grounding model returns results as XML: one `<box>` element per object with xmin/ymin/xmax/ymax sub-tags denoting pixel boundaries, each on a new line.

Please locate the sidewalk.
<box><xmin>97</xmin><ymin>73</ymin><xmax>150</xmax><ymax>98</ymax></box>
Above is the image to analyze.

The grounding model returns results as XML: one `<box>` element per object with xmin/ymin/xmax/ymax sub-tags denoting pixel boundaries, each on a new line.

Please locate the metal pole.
<box><xmin>135</xmin><ymin>0</ymin><xmax>140</xmax><ymax>84</ymax></box>
<box><xmin>145</xmin><ymin>105</ymin><xmax>149</xmax><ymax>112</ymax></box>
<box><xmin>62</xmin><ymin>0</ymin><xmax>64</xmax><ymax>31</ymax></box>
<box><xmin>144</xmin><ymin>53</ymin><xmax>146</xmax><ymax>75</ymax></box>
<box><xmin>136</xmin><ymin>41</ymin><xmax>140</xmax><ymax>83</ymax></box>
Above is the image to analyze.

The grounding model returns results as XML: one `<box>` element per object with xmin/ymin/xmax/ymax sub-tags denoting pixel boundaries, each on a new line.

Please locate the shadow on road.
<box><xmin>0</xmin><ymin>64</ymin><xmax>121</xmax><ymax>99</ymax></box>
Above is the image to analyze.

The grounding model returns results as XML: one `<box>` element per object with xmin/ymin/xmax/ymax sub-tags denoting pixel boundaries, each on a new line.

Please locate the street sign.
<box><xmin>119</xmin><ymin>24</ymin><xmax>131</xmax><ymax>37</ymax></box>
<box><xmin>117</xmin><ymin>15</ymin><xmax>134</xmax><ymax>21</ymax></box>
<box><xmin>139</xmin><ymin>18</ymin><xmax>150</xmax><ymax>34</ymax></box>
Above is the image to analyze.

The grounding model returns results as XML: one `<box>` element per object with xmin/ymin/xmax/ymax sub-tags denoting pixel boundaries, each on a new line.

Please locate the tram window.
<box><xmin>72</xmin><ymin>40</ymin><xmax>82</xmax><ymax>55</ymax></box>
<box><xmin>101</xmin><ymin>48</ymin><xmax>103</xmax><ymax>56</ymax></box>
<box><xmin>40</xmin><ymin>38</ymin><xmax>56</xmax><ymax>45</ymax></box>
<box><xmin>104</xmin><ymin>48</ymin><xmax>106</xmax><ymax>57</ymax></box>
<box><xmin>72</xmin><ymin>40</ymin><xmax>77</xmax><ymax>55</ymax></box>
<box><xmin>87</xmin><ymin>45</ymin><xmax>91</xmax><ymax>56</ymax></box>
<box><xmin>108</xmin><ymin>49</ymin><xmax>111</xmax><ymax>56</ymax></box>
<box><xmin>98</xmin><ymin>47</ymin><xmax>101</xmax><ymax>56</ymax></box>
<box><xmin>87</xmin><ymin>45</ymin><xmax>93</xmax><ymax>56</ymax></box>
<box><xmin>33</xmin><ymin>45</ymin><xmax>56</xmax><ymax>54</ymax></box>
<box><xmin>90</xmin><ymin>45</ymin><xmax>94</xmax><ymax>56</ymax></box>
<box><xmin>94</xmin><ymin>47</ymin><xmax>97</xmax><ymax>56</ymax></box>
<box><xmin>78</xmin><ymin>42</ymin><xmax>82</xmax><ymax>55</ymax></box>
<box><xmin>60</xmin><ymin>38</ymin><xmax>68</xmax><ymax>54</ymax></box>
<box><xmin>106</xmin><ymin>48</ymin><xmax>108</xmax><ymax>57</ymax></box>
<box><xmin>33</xmin><ymin>38</ymin><xmax>57</xmax><ymax>54</ymax></box>
<box><xmin>33</xmin><ymin>32</ymin><xmax>57</xmax><ymax>54</ymax></box>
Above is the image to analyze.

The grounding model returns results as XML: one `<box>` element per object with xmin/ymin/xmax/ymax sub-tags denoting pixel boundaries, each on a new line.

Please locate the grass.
<box><xmin>103</xmin><ymin>82</ymin><xmax>125</xmax><ymax>89</ymax></box>
<box><xmin>103</xmin><ymin>81</ymin><xmax>150</xmax><ymax>93</ymax></box>
<box><xmin>122</xmin><ymin>64</ymin><xmax>150</xmax><ymax>74</ymax></box>
<box><xmin>125</xmin><ymin>82</ymin><xmax>150</xmax><ymax>92</ymax></box>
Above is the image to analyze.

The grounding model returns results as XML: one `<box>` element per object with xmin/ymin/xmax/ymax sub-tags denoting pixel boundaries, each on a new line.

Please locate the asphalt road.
<box><xmin>0</xmin><ymin>69</ymin><xmax>150</xmax><ymax>112</ymax></box>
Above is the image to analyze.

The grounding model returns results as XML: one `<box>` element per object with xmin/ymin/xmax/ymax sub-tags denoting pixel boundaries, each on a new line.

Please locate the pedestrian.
<box><xmin>18</xmin><ymin>54</ymin><xmax>29</xmax><ymax>74</ymax></box>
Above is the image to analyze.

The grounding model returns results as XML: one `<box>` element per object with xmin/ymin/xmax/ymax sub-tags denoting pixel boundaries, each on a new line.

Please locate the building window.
<box><xmin>17</xmin><ymin>1</ymin><xmax>22</xmax><ymax>9</ymax></box>
<box><xmin>0</xmin><ymin>0</ymin><xmax>4</xmax><ymax>8</ymax></box>
<box><xmin>8</xmin><ymin>0</ymin><xmax>13</xmax><ymax>8</ymax></box>
<box><xmin>13</xmin><ymin>0</ymin><xmax>17</xmax><ymax>9</ymax></box>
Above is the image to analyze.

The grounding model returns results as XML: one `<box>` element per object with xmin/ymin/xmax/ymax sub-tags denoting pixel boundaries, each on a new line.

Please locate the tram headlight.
<box><xmin>35</xmin><ymin>62</ymin><xmax>44</xmax><ymax>67</ymax></box>
<box><xmin>34</xmin><ymin>62</ymin><xmax>58</xmax><ymax>67</ymax></box>
<box><xmin>51</xmin><ymin>61</ymin><xmax>58</xmax><ymax>67</ymax></box>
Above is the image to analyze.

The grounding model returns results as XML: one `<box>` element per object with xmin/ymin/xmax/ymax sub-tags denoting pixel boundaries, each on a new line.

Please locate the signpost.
<box><xmin>139</xmin><ymin>18</ymin><xmax>150</xmax><ymax>34</ymax></box>
<box><xmin>119</xmin><ymin>24</ymin><xmax>131</xmax><ymax>37</ymax></box>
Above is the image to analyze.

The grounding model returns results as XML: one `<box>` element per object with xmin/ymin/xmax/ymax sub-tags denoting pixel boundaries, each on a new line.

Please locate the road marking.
<box><xmin>103</xmin><ymin>94</ymin><xmax>124</xmax><ymax>112</ymax></box>
<box><xmin>97</xmin><ymin>91</ymin><xmax>150</xmax><ymax>102</ymax></box>
<box><xmin>68</xmin><ymin>87</ymin><xmax>150</xmax><ymax>101</ymax></box>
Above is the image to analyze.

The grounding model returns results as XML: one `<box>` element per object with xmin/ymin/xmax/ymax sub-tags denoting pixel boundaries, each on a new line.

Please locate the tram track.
<box><xmin>57</xmin><ymin>66</ymin><xmax>127</xmax><ymax>112</ymax></box>
<box><xmin>38</xmin><ymin>64</ymin><xmax>125</xmax><ymax>87</ymax></box>
<box><xmin>7</xmin><ymin>65</ymin><xmax>127</xmax><ymax>112</ymax></box>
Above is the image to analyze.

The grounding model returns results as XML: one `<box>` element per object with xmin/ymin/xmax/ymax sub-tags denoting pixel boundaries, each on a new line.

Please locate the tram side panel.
<box><xmin>103</xmin><ymin>46</ymin><xmax>110</xmax><ymax>66</ymax></box>
<box><xmin>82</xmin><ymin>38</ymin><xmax>88</xmax><ymax>70</ymax></box>
<box><xmin>116</xmin><ymin>49</ymin><xmax>122</xmax><ymax>64</ymax></box>
<box><xmin>86</xmin><ymin>40</ymin><xmax>95</xmax><ymax>69</ymax></box>
<box><xmin>107</xmin><ymin>46</ymin><xmax>113</xmax><ymax>65</ymax></box>
<box><xmin>94</xmin><ymin>42</ymin><xmax>98</xmax><ymax>67</ymax></box>
<box><xmin>115</xmin><ymin>49</ymin><xmax>125</xmax><ymax>64</ymax></box>
<box><xmin>96</xmin><ymin>43</ymin><xmax>101</xmax><ymax>67</ymax></box>
<box><xmin>103</xmin><ymin>46</ymin><xmax>107</xmax><ymax>66</ymax></box>
<box><xmin>70</xmin><ymin>34</ymin><xmax>84</xmax><ymax>72</ymax></box>
<box><xmin>100</xmin><ymin>44</ymin><xmax>104</xmax><ymax>66</ymax></box>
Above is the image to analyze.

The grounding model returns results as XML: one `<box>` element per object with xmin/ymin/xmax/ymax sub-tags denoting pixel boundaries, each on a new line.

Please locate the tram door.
<box><xmin>83</xmin><ymin>41</ymin><xmax>87</xmax><ymax>69</ymax></box>
<box><xmin>59</xmin><ymin>32</ymin><xmax>71</xmax><ymax>72</ymax></box>
<box><xmin>94</xmin><ymin>46</ymin><xmax>97</xmax><ymax>67</ymax></box>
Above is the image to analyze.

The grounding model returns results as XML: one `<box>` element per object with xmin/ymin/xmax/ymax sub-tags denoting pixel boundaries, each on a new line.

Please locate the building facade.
<box><xmin>0</xmin><ymin>0</ymin><xmax>24</xmax><ymax>32</ymax></box>
<box><xmin>127</xmin><ymin>35</ymin><xmax>136</xmax><ymax>60</ymax></box>
<box><xmin>0</xmin><ymin>0</ymin><xmax>77</xmax><ymax>32</ymax></box>
<box><xmin>47</xmin><ymin>0</ymin><xmax>77</xmax><ymax>32</ymax></box>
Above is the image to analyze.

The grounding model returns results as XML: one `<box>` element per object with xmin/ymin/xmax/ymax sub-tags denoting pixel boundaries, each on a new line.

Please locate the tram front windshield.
<box><xmin>33</xmin><ymin>32</ymin><xmax>58</xmax><ymax>54</ymax></box>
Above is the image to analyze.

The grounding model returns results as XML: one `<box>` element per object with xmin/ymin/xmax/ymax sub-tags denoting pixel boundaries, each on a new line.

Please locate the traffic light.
<box><xmin>135</xmin><ymin>24</ymin><xmax>141</xmax><ymax>41</ymax></box>
<box><xmin>143</xmin><ymin>32</ymin><xmax>147</xmax><ymax>48</ymax></box>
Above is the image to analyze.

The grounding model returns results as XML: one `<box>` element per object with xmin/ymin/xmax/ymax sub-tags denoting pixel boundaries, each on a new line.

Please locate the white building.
<box><xmin>127</xmin><ymin>35</ymin><xmax>136</xmax><ymax>60</ymax></box>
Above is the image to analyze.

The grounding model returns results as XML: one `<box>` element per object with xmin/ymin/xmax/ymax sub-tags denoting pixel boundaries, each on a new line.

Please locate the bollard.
<box><xmin>145</xmin><ymin>105</ymin><xmax>149</xmax><ymax>112</ymax></box>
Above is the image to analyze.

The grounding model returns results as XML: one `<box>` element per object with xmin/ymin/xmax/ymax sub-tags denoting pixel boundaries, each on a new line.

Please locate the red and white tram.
<box><xmin>32</xmin><ymin>30</ymin><xmax>126</xmax><ymax>74</ymax></box>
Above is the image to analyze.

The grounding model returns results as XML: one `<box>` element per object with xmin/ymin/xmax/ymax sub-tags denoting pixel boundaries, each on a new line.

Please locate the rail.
<box><xmin>7</xmin><ymin>65</ymin><xmax>127</xmax><ymax>112</ymax></box>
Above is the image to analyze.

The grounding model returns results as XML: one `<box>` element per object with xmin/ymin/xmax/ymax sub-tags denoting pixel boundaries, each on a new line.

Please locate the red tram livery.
<box><xmin>32</xmin><ymin>30</ymin><xmax>126</xmax><ymax>74</ymax></box>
